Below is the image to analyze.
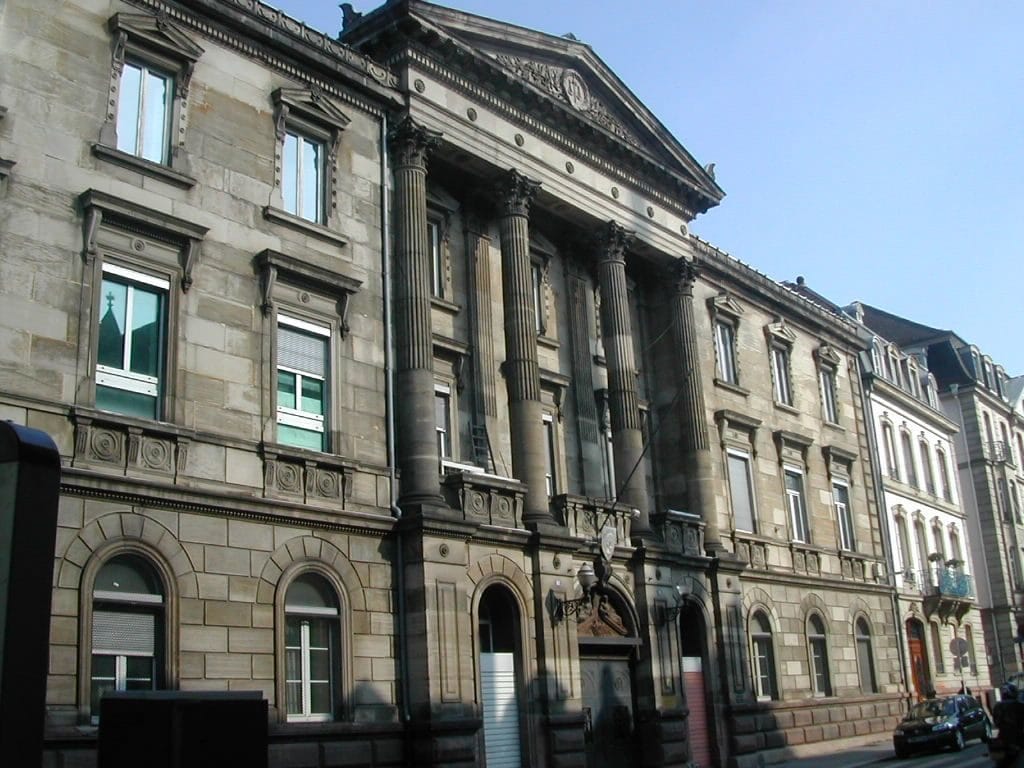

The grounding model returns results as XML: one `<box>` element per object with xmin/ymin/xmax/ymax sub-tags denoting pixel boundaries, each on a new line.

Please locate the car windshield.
<box><xmin>907</xmin><ymin>699</ymin><xmax>956</xmax><ymax>719</ymax></box>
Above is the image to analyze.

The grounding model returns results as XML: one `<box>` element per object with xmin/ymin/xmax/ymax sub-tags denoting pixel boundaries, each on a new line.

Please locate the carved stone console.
<box><xmin>440</xmin><ymin>469</ymin><xmax>525</xmax><ymax>528</ymax></box>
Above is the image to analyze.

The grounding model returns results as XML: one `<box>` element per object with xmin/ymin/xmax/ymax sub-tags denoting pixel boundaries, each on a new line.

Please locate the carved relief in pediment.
<box><xmin>491</xmin><ymin>54</ymin><xmax>641</xmax><ymax>148</ymax></box>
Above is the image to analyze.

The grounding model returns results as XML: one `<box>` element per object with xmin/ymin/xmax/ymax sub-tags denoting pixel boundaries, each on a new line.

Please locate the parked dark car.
<box><xmin>893</xmin><ymin>694</ymin><xmax>991</xmax><ymax>758</ymax></box>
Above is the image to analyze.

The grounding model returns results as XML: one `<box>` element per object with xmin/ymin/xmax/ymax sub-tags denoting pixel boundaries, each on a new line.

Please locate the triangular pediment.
<box><xmin>108</xmin><ymin>12</ymin><xmax>205</xmax><ymax>62</ymax></box>
<box><xmin>344</xmin><ymin>2</ymin><xmax>723</xmax><ymax>215</ymax></box>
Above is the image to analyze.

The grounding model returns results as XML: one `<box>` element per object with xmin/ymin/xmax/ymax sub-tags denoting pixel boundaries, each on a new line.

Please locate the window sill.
<box><xmin>773</xmin><ymin>401</ymin><xmax>800</xmax><ymax>416</ymax></box>
<box><xmin>430</xmin><ymin>296</ymin><xmax>462</xmax><ymax>315</ymax></box>
<box><xmin>714</xmin><ymin>378</ymin><xmax>749</xmax><ymax>397</ymax></box>
<box><xmin>538</xmin><ymin>334</ymin><xmax>560</xmax><ymax>351</ymax></box>
<box><xmin>263</xmin><ymin>206</ymin><xmax>347</xmax><ymax>249</ymax></box>
<box><xmin>92</xmin><ymin>143</ymin><xmax>196</xmax><ymax>189</ymax></box>
<box><xmin>823</xmin><ymin>420</ymin><xmax>845</xmax><ymax>434</ymax></box>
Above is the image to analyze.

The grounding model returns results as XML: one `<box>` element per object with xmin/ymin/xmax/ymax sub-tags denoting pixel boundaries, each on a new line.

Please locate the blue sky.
<box><xmin>273</xmin><ymin>1</ymin><xmax>1024</xmax><ymax>374</ymax></box>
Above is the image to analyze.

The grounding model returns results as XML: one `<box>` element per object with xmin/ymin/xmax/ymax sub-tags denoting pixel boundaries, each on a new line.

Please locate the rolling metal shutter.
<box><xmin>683</xmin><ymin>656</ymin><xmax>713</xmax><ymax>767</ymax></box>
<box><xmin>480</xmin><ymin>652</ymin><xmax>521</xmax><ymax>768</ymax></box>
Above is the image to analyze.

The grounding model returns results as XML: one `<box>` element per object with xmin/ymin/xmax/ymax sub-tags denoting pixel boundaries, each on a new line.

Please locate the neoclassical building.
<box><xmin>843</xmin><ymin>302</ymin><xmax>990</xmax><ymax>698</ymax></box>
<box><xmin>0</xmin><ymin>1</ymin><xmax>906</xmax><ymax>766</ymax></box>
<box><xmin>850</xmin><ymin>306</ymin><xmax>1024</xmax><ymax>689</ymax></box>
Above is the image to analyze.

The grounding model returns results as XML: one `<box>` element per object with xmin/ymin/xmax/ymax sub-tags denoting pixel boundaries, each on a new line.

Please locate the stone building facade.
<box><xmin>1</xmin><ymin>1</ymin><xmax>906</xmax><ymax>767</ymax></box>
<box><xmin>853</xmin><ymin>306</ymin><xmax>1024</xmax><ymax>688</ymax></box>
<box><xmin>844</xmin><ymin>302</ymin><xmax>990</xmax><ymax>698</ymax></box>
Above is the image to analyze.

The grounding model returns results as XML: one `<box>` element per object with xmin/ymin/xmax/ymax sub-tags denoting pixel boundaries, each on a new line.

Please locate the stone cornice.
<box><xmin>869</xmin><ymin>376</ymin><xmax>960</xmax><ymax>435</ymax></box>
<box><xmin>691</xmin><ymin>237</ymin><xmax>864</xmax><ymax>350</ymax></box>
<box><xmin>128</xmin><ymin>0</ymin><xmax>401</xmax><ymax>116</ymax></box>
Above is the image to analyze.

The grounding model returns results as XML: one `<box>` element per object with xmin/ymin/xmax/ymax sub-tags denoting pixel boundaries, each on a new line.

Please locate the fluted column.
<box><xmin>671</xmin><ymin>259</ymin><xmax>722</xmax><ymax>549</ymax></box>
<box><xmin>390</xmin><ymin>117</ymin><xmax>444</xmax><ymax>509</ymax></box>
<box><xmin>595</xmin><ymin>221</ymin><xmax>651</xmax><ymax>538</ymax></box>
<box><xmin>496</xmin><ymin>169</ymin><xmax>551</xmax><ymax>524</ymax></box>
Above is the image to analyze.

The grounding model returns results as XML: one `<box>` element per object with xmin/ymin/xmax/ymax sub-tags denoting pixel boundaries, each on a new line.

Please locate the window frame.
<box><xmin>265</xmin><ymin>88</ymin><xmax>350</xmax><ymax>244</ymax></box>
<box><xmin>936</xmin><ymin>446</ymin><xmax>953</xmax><ymax>502</ymax></box>
<box><xmin>542</xmin><ymin>411</ymin><xmax>558</xmax><ymax>496</ymax></box>
<box><xmin>750</xmin><ymin>610</ymin><xmax>778</xmax><ymax>701</ymax></box>
<box><xmin>807</xmin><ymin>614</ymin><xmax>833</xmax><ymax>697</ymax></box>
<box><xmin>727</xmin><ymin>449</ymin><xmax>758</xmax><ymax>533</ymax></box>
<box><xmin>785</xmin><ymin>465</ymin><xmax>810</xmax><ymax>544</ymax></box>
<box><xmin>95</xmin><ymin>12</ymin><xmax>203</xmax><ymax>185</ymax></box>
<box><xmin>435</xmin><ymin>382</ymin><xmax>453</xmax><ymax>461</ymax></box>
<box><xmin>882</xmin><ymin>422</ymin><xmax>899</xmax><ymax>481</ymax></box>
<box><xmin>855</xmin><ymin>617</ymin><xmax>878</xmax><ymax>694</ymax></box>
<box><xmin>276</xmin><ymin>566</ymin><xmax>350</xmax><ymax>724</ymax></box>
<box><xmin>276</xmin><ymin>314</ymin><xmax>331</xmax><ymax>452</ymax></box>
<box><xmin>833</xmin><ymin>481</ymin><xmax>855</xmax><ymax>551</ymax></box>
<box><xmin>919</xmin><ymin>438</ymin><xmax>935</xmax><ymax>495</ymax></box>
<box><xmin>900</xmin><ymin>430</ymin><xmax>918</xmax><ymax>487</ymax></box>
<box><xmin>770</xmin><ymin>344</ymin><xmax>793</xmax><ymax>406</ymax></box>
<box><xmin>78</xmin><ymin>190</ymin><xmax>207</xmax><ymax>424</ymax></box>
<box><xmin>708</xmin><ymin>293</ymin><xmax>743</xmax><ymax>389</ymax></box>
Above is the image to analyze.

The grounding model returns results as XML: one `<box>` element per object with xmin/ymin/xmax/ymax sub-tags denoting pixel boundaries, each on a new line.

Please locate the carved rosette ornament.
<box><xmin>495</xmin><ymin>168</ymin><xmax>541</xmax><ymax>218</ymax></box>
<box><xmin>388</xmin><ymin>116</ymin><xmax>442</xmax><ymax>171</ymax></box>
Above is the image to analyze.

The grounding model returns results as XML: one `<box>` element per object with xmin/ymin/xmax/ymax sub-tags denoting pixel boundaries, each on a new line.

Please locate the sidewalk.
<box><xmin>766</xmin><ymin>738</ymin><xmax>893</xmax><ymax>768</ymax></box>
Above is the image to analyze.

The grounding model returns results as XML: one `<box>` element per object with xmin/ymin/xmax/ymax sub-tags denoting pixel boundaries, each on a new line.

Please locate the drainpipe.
<box><xmin>858</xmin><ymin>356</ymin><xmax>911</xmax><ymax>706</ymax></box>
<box><xmin>952</xmin><ymin>383</ymin><xmax>1007</xmax><ymax>684</ymax></box>
<box><xmin>380</xmin><ymin>113</ymin><xmax>411</xmax><ymax>726</ymax></box>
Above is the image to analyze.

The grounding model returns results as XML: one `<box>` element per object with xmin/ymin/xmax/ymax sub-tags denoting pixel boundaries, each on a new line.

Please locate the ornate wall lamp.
<box><xmin>655</xmin><ymin>583</ymin><xmax>688</xmax><ymax>625</ymax></box>
<box><xmin>550</xmin><ymin>557</ymin><xmax>614</xmax><ymax>623</ymax></box>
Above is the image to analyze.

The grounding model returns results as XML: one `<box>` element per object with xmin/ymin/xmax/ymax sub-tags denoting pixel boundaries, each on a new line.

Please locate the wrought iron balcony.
<box><xmin>986</xmin><ymin>441</ymin><xmax>1017</xmax><ymax>467</ymax></box>
<box><xmin>917</xmin><ymin>565</ymin><xmax>975</xmax><ymax>624</ymax></box>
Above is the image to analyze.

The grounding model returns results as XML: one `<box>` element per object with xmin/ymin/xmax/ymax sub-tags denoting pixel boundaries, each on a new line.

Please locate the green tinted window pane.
<box><xmin>129</xmin><ymin>288</ymin><xmax>162</xmax><ymax>377</ymax></box>
<box><xmin>309</xmin><ymin>647</ymin><xmax>331</xmax><ymax>681</ymax></box>
<box><xmin>309</xmin><ymin>681</ymin><xmax>331</xmax><ymax>714</ymax></box>
<box><xmin>285</xmin><ymin>617</ymin><xmax>301</xmax><ymax>646</ymax></box>
<box><xmin>301</xmin><ymin>139</ymin><xmax>320</xmax><ymax>222</ymax></box>
<box><xmin>98</xmin><ymin>280</ymin><xmax>128</xmax><ymax>368</ymax></box>
<box><xmin>96</xmin><ymin>384</ymin><xmax>157</xmax><ymax>419</ymax></box>
<box><xmin>285</xmin><ymin>647</ymin><xmax>301</xmax><ymax>682</ymax></box>
<box><xmin>91</xmin><ymin>679</ymin><xmax>117</xmax><ymax>714</ymax></box>
<box><xmin>285</xmin><ymin>681</ymin><xmax>302</xmax><ymax>714</ymax></box>
<box><xmin>141</xmin><ymin>70</ymin><xmax>169</xmax><ymax>163</ymax></box>
<box><xmin>301</xmin><ymin>378</ymin><xmax>324</xmax><ymax>416</ymax></box>
<box><xmin>282</xmin><ymin>133</ymin><xmax>298</xmax><ymax>215</ymax></box>
<box><xmin>277</xmin><ymin>370</ymin><xmax>296</xmax><ymax>409</ymax></box>
<box><xmin>125</xmin><ymin>656</ymin><xmax>154</xmax><ymax>684</ymax></box>
<box><xmin>117</xmin><ymin>63</ymin><xmax>142</xmax><ymax>155</ymax></box>
<box><xmin>278</xmin><ymin>423</ymin><xmax>324</xmax><ymax>451</ymax></box>
<box><xmin>92</xmin><ymin>654</ymin><xmax>116</xmax><ymax>678</ymax></box>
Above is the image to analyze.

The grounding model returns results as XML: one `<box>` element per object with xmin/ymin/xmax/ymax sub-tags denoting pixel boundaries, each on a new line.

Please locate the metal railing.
<box><xmin>987</xmin><ymin>441</ymin><xmax>1017</xmax><ymax>467</ymax></box>
<box><xmin>905</xmin><ymin>566</ymin><xmax>974</xmax><ymax>598</ymax></box>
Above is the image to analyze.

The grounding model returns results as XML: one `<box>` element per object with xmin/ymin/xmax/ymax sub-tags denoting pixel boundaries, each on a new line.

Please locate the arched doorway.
<box><xmin>578</xmin><ymin>589</ymin><xmax>639</xmax><ymax>768</ymax></box>
<box><xmin>906</xmin><ymin>618</ymin><xmax>932</xmax><ymax>698</ymax></box>
<box><xmin>478</xmin><ymin>585</ymin><xmax>522</xmax><ymax>768</ymax></box>
<box><xmin>680</xmin><ymin>602</ymin><xmax>716</xmax><ymax>767</ymax></box>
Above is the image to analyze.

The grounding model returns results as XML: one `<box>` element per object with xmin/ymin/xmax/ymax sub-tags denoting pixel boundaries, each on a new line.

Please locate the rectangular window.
<box><xmin>96</xmin><ymin>264</ymin><xmax>168</xmax><ymax>420</ymax></box>
<box><xmin>752</xmin><ymin>637</ymin><xmax>776</xmax><ymax>701</ymax></box>
<box><xmin>285</xmin><ymin>616</ymin><xmax>335</xmax><ymax>721</ymax></box>
<box><xmin>435</xmin><ymin>384</ymin><xmax>452</xmax><ymax>459</ymax></box>
<box><xmin>834</xmin><ymin>482</ymin><xmax>855</xmax><ymax>551</ymax></box>
<box><xmin>771</xmin><ymin>346</ymin><xmax>792</xmax><ymax>405</ymax></box>
<box><xmin>920</xmin><ymin>441</ymin><xmax>935</xmax><ymax>495</ymax></box>
<box><xmin>901</xmin><ymin>432</ymin><xmax>918</xmax><ymax>487</ymax></box>
<box><xmin>785</xmin><ymin>468</ymin><xmax>809</xmax><ymax>543</ymax></box>
<box><xmin>282</xmin><ymin>129</ymin><xmax>323</xmax><ymax>223</ymax></box>
<box><xmin>531</xmin><ymin>262</ymin><xmax>544</xmax><ymax>334</ymax></box>
<box><xmin>543</xmin><ymin>413</ymin><xmax>557</xmax><ymax>496</ymax></box>
<box><xmin>429</xmin><ymin>220</ymin><xmax>443</xmax><ymax>298</ymax></box>
<box><xmin>883</xmin><ymin>424</ymin><xmax>899</xmax><ymax>480</ymax></box>
<box><xmin>117</xmin><ymin>60</ymin><xmax>172</xmax><ymax>164</ymax></box>
<box><xmin>715</xmin><ymin>321</ymin><xmax>738</xmax><ymax>384</ymax></box>
<box><xmin>937</xmin><ymin>448</ymin><xmax>952</xmax><ymax>501</ymax></box>
<box><xmin>820</xmin><ymin>367</ymin><xmax>838</xmax><ymax>423</ymax></box>
<box><xmin>276</xmin><ymin>316</ymin><xmax>329</xmax><ymax>451</ymax></box>
<box><xmin>727</xmin><ymin>451</ymin><xmax>756</xmax><ymax>532</ymax></box>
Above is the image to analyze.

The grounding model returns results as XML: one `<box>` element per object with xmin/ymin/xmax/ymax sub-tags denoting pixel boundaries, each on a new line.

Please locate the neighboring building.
<box><xmin>844</xmin><ymin>301</ymin><xmax>989</xmax><ymax>698</ymax></box>
<box><xmin>0</xmin><ymin>1</ymin><xmax>906</xmax><ymax>767</ymax></box>
<box><xmin>851</xmin><ymin>305</ymin><xmax>1023</xmax><ymax>689</ymax></box>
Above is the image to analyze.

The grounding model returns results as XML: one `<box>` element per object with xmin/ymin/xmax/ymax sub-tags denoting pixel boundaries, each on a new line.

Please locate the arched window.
<box><xmin>896</xmin><ymin>514</ymin><xmax>914</xmax><ymax>582</ymax></box>
<box><xmin>901</xmin><ymin>431</ymin><xmax>918</xmax><ymax>487</ymax></box>
<box><xmin>882</xmin><ymin>423</ymin><xmax>899</xmax><ymax>480</ymax></box>
<box><xmin>855</xmin><ymin>618</ymin><xmax>877</xmax><ymax>693</ymax></box>
<box><xmin>936</xmin><ymin>446</ymin><xmax>952</xmax><ymax>502</ymax></box>
<box><xmin>91</xmin><ymin>554</ymin><xmax>165</xmax><ymax>718</ymax></box>
<box><xmin>919</xmin><ymin>439</ymin><xmax>935</xmax><ymax>495</ymax></box>
<box><xmin>914</xmin><ymin>520</ymin><xmax>929</xmax><ymax>582</ymax></box>
<box><xmin>807</xmin><ymin>614</ymin><xmax>832</xmax><ymax>697</ymax></box>
<box><xmin>284</xmin><ymin>573</ymin><xmax>341</xmax><ymax>722</ymax></box>
<box><xmin>479</xmin><ymin>586</ymin><xmax>522</xmax><ymax>768</ymax></box>
<box><xmin>750</xmin><ymin>611</ymin><xmax>778</xmax><ymax>701</ymax></box>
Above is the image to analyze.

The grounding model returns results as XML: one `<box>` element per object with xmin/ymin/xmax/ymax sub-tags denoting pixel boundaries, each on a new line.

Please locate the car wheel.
<box><xmin>954</xmin><ymin>728</ymin><xmax>965</xmax><ymax>751</ymax></box>
<box><xmin>894</xmin><ymin>745</ymin><xmax>908</xmax><ymax>760</ymax></box>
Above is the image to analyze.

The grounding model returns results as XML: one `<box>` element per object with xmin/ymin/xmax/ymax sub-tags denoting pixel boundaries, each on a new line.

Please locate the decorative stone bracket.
<box><xmin>255</xmin><ymin>249</ymin><xmax>361</xmax><ymax>336</ymax></box>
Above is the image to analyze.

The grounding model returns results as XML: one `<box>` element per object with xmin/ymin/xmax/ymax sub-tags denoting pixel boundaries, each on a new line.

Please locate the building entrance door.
<box><xmin>906</xmin><ymin>619</ymin><xmax>932</xmax><ymax>698</ymax></box>
<box><xmin>580</xmin><ymin>655</ymin><xmax>633</xmax><ymax>768</ymax></box>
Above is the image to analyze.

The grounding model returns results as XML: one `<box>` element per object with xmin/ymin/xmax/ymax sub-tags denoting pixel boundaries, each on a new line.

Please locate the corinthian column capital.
<box><xmin>671</xmin><ymin>257</ymin><xmax>699</xmax><ymax>295</ymax></box>
<box><xmin>388</xmin><ymin>115</ymin><xmax>442</xmax><ymax>170</ymax></box>
<box><xmin>595</xmin><ymin>220</ymin><xmax>635</xmax><ymax>265</ymax></box>
<box><xmin>495</xmin><ymin>168</ymin><xmax>541</xmax><ymax>218</ymax></box>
